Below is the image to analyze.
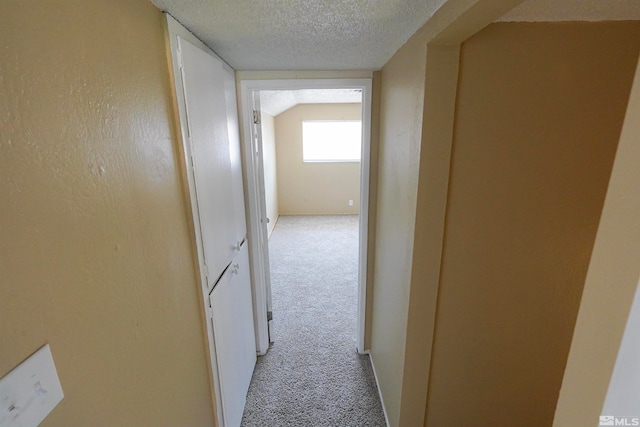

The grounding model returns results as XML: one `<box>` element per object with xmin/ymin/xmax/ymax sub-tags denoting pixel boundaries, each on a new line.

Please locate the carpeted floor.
<box><xmin>241</xmin><ymin>215</ymin><xmax>387</xmax><ymax>427</ymax></box>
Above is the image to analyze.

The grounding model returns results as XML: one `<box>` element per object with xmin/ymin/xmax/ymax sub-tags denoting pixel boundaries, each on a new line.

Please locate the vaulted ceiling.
<box><xmin>260</xmin><ymin>89</ymin><xmax>362</xmax><ymax>116</ymax></box>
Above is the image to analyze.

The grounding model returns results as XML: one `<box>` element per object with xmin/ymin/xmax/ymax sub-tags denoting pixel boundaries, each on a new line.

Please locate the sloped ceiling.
<box><xmin>260</xmin><ymin>89</ymin><xmax>362</xmax><ymax>116</ymax></box>
<box><xmin>150</xmin><ymin>0</ymin><xmax>448</xmax><ymax>70</ymax></box>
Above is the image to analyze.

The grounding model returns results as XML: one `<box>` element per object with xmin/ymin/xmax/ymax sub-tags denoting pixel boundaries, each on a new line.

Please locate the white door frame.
<box><xmin>240</xmin><ymin>78</ymin><xmax>372</xmax><ymax>355</ymax></box>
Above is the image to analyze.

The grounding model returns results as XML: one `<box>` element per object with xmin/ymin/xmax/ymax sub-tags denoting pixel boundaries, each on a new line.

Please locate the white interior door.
<box><xmin>176</xmin><ymin>34</ymin><xmax>257</xmax><ymax>427</ymax></box>
<box><xmin>209</xmin><ymin>243</ymin><xmax>256</xmax><ymax>427</ymax></box>
<box><xmin>223</xmin><ymin>67</ymin><xmax>247</xmax><ymax>242</ymax></box>
<box><xmin>179</xmin><ymin>37</ymin><xmax>237</xmax><ymax>286</ymax></box>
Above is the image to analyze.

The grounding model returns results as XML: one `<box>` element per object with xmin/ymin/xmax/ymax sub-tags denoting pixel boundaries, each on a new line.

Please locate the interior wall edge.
<box><xmin>400</xmin><ymin>44</ymin><xmax>461</xmax><ymax>427</ymax></box>
<box><xmin>370</xmin><ymin>1</ymin><xmax>527</xmax><ymax>426</ymax></box>
<box><xmin>552</xmin><ymin>54</ymin><xmax>640</xmax><ymax>427</ymax></box>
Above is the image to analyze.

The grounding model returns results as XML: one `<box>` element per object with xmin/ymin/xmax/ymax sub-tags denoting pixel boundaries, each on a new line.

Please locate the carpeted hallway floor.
<box><xmin>241</xmin><ymin>215</ymin><xmax>387</xmax><ymax>426</ymax></box>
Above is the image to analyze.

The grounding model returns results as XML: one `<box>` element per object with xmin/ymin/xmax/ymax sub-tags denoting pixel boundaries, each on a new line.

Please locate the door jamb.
<box><xmin>240</xmin><ymin>78</ymin><xmax>373</xmax><ymax>355</ymax></box>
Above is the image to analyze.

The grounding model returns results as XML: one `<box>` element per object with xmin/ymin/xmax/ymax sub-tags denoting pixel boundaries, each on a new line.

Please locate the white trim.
<box><xmin>242</xmin><ymin>89</ymin><xmax>271</xmax><ymax>355</ymax></box>
<box><xmin>368</xmin><ymin>352</ymin><xmax>391</xmax><ymax>427</ymax></box>
<box><xmin>163</xmin><ymin>14</ymin><xmax>225</xmax><ymax>427</ymax></box>
<box><xmin>239</xmin><ymin>78</ymin><xmax>372</xmax><ymax>354</ymax></box>
<box><xmin>359</xmin><ymin>80</ymin><xmax>372</xmax><ymax>354</ymax></box>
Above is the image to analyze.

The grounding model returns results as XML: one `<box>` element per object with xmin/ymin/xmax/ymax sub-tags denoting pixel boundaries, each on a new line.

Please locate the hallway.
<box><xmin>241</xmin><ymin>215</ymin><xmax>386</xmax><ymax>426</ymax></box>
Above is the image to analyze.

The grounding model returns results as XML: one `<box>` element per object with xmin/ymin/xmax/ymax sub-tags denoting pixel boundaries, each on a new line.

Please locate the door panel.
<box><xmin>171</xmin><ymin>28</ymin><xmax>257</xmax><ymax>427</ymax></box>
<box><xmin>223</xmin><ymin>67</ymin><xmax>247</xmax><ymax>242</ymax></box>
<box><xmin>210</xmin><ymin>243</ymin><xmax>256</xmax><ymax>427</ymax></box>
<box><xmin>179</xmin><ymin>37</ymin><xmax>237</xmax><ymax>285</ymax></box>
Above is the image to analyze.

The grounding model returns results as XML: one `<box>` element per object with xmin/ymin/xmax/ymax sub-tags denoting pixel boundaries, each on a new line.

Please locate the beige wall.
<box><xmin>400</xmin><ymin>44</ymin><xmax>461</xmax><ymax>427</ymax></box>
<box><xmin>261</xmin><ymin>111</ymin><xmax>279</xmax><ymax>235</ymax></box>
<box><xmin>275</xmin><ymin>103</ymin><xmax>361</xmax><ymax>215</ymax></box>
<box><xmin>369</xmin><ymin>31</ymin><xmax>427</xmax><ymax>426</ymax></box>
<box><xmin>369</xmin><ymin>3</ymin><xmax>524</xmax><ymax>424</ymax></box>
<box><xmin>424</xmin><ymin>22</ymin><xmax>640</xmax><ymax>427</ymax></box>
<box><xmin>0</xmin><ymin>1</ymin><xmax>215</xmax><ymax>426</ymax></box>
<box><xmin>554</xmin><ymin>56</ymin><xmax>640</xmax><ymax>427</ymax></box>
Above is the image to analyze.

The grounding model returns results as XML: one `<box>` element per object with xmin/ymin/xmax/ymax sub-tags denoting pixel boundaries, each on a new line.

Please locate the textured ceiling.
<box><xmin>152</xmin><ymin>0</ymin><xmax>640</xmax><ymax>70</ymax></box>
<box><xmin>150</xmin><ymin>0</ymin><xmax>447</xmax><ymax>70</ymax></box>
<box><xmin>260</xmin><ymin>89</ymin><xmax>362</xmax><ymax>116</ymax></box>
<box><xmin>498</xmin><ymin>0</ymin><xmax>640</xmax><ymax>22</ymax></box>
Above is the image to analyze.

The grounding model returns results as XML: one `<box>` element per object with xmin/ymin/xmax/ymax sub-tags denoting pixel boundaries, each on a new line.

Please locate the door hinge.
<box><xmin>253</xmin><ymin>110</ymin><xmax>261</xmax><ymax>125</ymax></box>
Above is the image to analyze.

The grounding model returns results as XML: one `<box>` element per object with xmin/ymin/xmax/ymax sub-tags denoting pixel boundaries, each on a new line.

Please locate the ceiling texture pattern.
<box><xmin>152</xmin><ymin>0</ymin><xmax>640</xmax><ymax>112</ymax></box>
<box><xmin>150</xmin><ymin>0</ymin><xmax>640</xmax><ymax>72</ymax></box>
<box><xmin>150</xmin><ymin>0</ymin><xmax>448</xmax><ymax>70</ymax></box>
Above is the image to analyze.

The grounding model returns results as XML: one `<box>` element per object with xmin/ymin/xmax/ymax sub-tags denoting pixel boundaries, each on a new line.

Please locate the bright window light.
<box><xmin>302</xmin><ymin>121</ymin><xmax>361</xmax><ymax>162</ymax></box>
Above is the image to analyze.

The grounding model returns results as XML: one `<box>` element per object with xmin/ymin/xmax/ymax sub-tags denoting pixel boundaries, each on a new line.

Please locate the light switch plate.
<box><xmin>0</xmin><ymin>344</ymin><xmax>64</xmax><ymax>427</ymax></box>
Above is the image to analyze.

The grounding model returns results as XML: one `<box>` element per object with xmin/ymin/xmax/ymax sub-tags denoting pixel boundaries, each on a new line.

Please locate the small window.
<box><xmin>302</xmin><ymin>120</ymin><xmax>361</xmax><ymax>162</ymax></box>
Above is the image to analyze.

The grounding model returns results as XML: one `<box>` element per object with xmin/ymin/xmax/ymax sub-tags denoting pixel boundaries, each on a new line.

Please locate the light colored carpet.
<box><xmin>241</xmin><ymin>215</ymin><xmax>386</xmax><ymax>427</ymax></box>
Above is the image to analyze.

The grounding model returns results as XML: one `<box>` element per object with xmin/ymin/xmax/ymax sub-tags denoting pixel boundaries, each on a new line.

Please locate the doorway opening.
<box><xmin>240</xmin><ymin>79</ymin><xmax>373</xmax><ymax>356</ymax></box>
<box><xmin>239</xmin><ymin>81</ymin><xmax>383</xmax><ymax>425</ymax></box>
<box><xmin>259</xmin><ymin>89</ymin><xmax>363</xmax><ymax>353</ymax></box>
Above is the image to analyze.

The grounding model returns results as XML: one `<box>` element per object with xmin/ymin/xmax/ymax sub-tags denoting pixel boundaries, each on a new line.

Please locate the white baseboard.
<box><xmin>367</xmin><ymin>352</ymin><xmax>391</xmax><ymax>427</ymax></box>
